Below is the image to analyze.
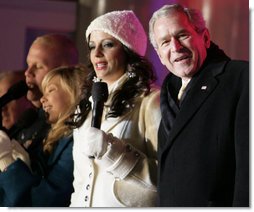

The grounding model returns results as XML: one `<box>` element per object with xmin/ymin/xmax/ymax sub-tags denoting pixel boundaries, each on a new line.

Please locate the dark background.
<box><xmin>0</xmin><ymin>0</ymin><xmax>249</xmax><ymax>86</ymax></box>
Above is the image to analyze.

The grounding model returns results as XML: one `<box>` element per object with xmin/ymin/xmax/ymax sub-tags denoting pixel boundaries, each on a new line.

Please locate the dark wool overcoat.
<box><xmin>158</xmin><ymin>43</ymin><xmax>249</xmax><ymax>207</ymax></box>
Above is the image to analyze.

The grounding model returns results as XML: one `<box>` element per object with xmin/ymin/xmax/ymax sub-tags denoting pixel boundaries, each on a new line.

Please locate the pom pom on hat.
<box><xmin>86</xmin><ymin>10</ymin><xmax>147</xmax><ymax>56</ymax></box>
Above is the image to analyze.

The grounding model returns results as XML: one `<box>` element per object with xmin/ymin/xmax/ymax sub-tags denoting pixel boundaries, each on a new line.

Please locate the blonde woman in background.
<box><xmin>0</xmin><ymin>65</ymin><xmax>87</xmax><ymax>206</ymax></box>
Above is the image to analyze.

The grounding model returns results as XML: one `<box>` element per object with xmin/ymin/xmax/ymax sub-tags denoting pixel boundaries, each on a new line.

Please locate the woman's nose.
<box><xmin>40</xmin><ymin>96</ymin><xmax>46</xmax><ymax>104</ymax></box>
<box><xmin>94</xmin><ymin>47</ymin><xmax>103</xmax><ymax>57</ymax></box>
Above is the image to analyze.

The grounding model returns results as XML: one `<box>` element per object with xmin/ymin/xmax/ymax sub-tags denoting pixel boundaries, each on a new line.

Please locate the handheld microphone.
<box><xmin>0</xmin><ymin>80</ymin><xmax>29</xmax><ymax>108</ymax></box>
<box><xmin>89</xmin><ymin>80</ymin><xmax>108</xmax><ymax>159</ymax></box>
<box><xmin>91</xmin><ymin>81</ymin><xmax>108</xmax><ymax>129</ymax></box>
<box><xmin>8</xmin><ymin>108</ymin><xmax>38</xmax><ymax>139</ymax></box>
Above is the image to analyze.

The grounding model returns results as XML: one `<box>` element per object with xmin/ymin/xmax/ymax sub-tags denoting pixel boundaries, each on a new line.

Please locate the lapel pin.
<box><xmin>201</xmin><ymin>86</ymin><xmax>207</xmax><ymax>90</ymax></box>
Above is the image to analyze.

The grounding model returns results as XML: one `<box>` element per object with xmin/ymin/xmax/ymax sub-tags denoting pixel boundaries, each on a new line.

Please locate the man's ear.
<box><xmin>203</xmin><ymin>28</ymin><xmax>211</xmax><ymax>48</ymax></box>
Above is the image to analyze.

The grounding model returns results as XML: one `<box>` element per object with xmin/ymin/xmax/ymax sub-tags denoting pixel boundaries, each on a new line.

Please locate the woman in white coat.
<box><xmin>70</xmin><ymin>10</ymin><xmax>161</xmax><ymax>207</ymax></box>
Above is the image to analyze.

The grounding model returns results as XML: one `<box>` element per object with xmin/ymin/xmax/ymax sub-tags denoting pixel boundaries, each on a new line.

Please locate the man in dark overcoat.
<box><xmin>149</xmin><ymin>3</ymin><xmax>249</xmax><ymax>206</ymax></box>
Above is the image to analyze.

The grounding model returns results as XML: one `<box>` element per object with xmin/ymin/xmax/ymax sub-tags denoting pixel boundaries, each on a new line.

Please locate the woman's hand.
<box><xmin>75</xmin><ymin>127</ymin><xmax>109</xmax><ymax>159</ymax></box>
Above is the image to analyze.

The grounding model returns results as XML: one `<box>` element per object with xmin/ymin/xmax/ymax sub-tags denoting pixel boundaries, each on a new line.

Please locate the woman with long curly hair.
<box><xmin>70</xmin><ymin>10</ymin><xmax>161</xmax><ymax>207</ymax></box>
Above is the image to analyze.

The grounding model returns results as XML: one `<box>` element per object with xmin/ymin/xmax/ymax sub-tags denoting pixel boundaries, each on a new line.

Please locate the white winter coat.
<box><xmin>70</xmin><ymin>74</ymin><xmax>161</xmax><ymax>207</ymax></box>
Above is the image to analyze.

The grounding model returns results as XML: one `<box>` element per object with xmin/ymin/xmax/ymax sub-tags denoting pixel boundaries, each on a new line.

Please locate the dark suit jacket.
<box><xmin>158</xmin><ymin>58</ymin><xmax>249</xmax><ymax>206</ymax></box>
<box><xmin>0</xmin><ymin>135</ymin><xmax>74</xmax><ymax>207</ymax></box>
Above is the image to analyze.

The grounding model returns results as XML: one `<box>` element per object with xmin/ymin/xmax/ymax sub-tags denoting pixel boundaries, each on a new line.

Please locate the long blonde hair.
<box><xmin>41</xmin><ymin>65</ymin><xmax>88</xmax><ymax>154</ymax></box>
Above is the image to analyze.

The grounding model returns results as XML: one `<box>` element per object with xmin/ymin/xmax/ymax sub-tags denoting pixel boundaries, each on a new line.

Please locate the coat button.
<box><xmin>86</xmin><ymin>184</ymin><xmax>90</xmax><ymax>190</ymax></box>
<box><xmin>84</xmin><ymin>196</ymin><xmax>89</xmax><ymax>201</ymax></box>
<box><xmin>134</xmin><ymin>151</ymin><xmax>140</xmax><ymax>157</ymax></box>
<box><xmin>126</xmin><ymin>144</ymin><xmax>132</xmax><ymax>152</ymax></box>
<box><xmin>89</xmin><ymin>172</ymin><xmax>92</xmax><ymax>178</ymax></box>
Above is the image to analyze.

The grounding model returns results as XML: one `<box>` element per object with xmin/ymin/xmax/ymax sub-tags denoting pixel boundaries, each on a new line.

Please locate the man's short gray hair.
<box><xmin>149</xmin><ymin>4</ymin><xmax>206</xmax><ymax>49</ymax></box>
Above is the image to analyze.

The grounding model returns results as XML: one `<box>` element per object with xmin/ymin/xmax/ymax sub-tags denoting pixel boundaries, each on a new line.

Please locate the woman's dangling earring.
<box><xmin>126</xmin><ymin>64</ymin><xmax>136</xmax><ymax>79</ymax></box>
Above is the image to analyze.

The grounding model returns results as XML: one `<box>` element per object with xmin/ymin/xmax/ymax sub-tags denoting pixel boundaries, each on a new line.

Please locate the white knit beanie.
<box><xmin>86</xmin><ymin>10</ymin><xmax>147</xmax><ymax>56</ymax></box>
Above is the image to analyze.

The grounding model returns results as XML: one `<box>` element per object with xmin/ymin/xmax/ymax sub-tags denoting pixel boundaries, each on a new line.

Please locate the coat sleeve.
<box><xmin>99</xmin><ymin>88</ymin><xmax>161</xmax><ymax>206</ymax></box>
<box><xmin>233</xmin><ymin>62</ymin><xmax>249</xmax><ymax>206</ymax></box>
<box><xmin>0</xmin><ymin>138</ymin><xmax>74</xmax><ymax>207</ymax></box>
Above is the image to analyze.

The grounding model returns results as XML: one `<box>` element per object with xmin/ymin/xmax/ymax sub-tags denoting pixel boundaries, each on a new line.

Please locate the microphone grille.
<box><xmin>91</xmin><ymin>81</ymin><xmax>108</xmax><ymax>102</ymax></box>
<box><xmin>8</xmin><ymin>80</ymin><xmax>28</xmax><ymax>99</ymax></box>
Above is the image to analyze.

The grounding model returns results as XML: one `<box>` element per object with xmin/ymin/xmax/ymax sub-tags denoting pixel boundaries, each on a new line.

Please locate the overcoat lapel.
<box><xmin>161</xmin><ymin>61</ymin><xmax>228</xmax><ymax>153</ymax></box>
